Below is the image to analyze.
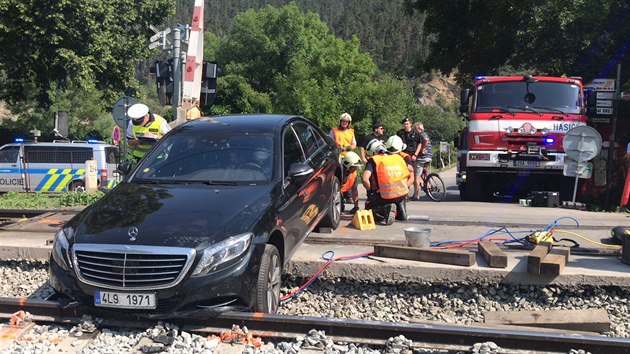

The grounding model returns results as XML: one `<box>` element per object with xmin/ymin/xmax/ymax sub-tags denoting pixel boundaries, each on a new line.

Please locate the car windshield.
<box><xmin>474</xmin><ymin>81</ymin><xmax>581</xmax><ymax>114</ymax></box>
<box><xmin>134</xmin><ymin>131</ymin><xmax>274</xmax><ymax>184</ymax></box>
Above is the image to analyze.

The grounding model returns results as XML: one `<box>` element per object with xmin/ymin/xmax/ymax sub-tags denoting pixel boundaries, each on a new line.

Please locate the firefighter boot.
<box><xmin>395</xmin><ymin>199</ymin><xmax>408</xmax><ymax>221</ymax></box>
<box><xmin>384</xmin><ymin>203</ymin><xmax>397</xmax><ymax>226</ymax></box>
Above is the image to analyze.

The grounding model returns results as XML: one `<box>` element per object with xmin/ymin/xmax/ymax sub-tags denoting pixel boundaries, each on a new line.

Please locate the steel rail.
<box><xmin>0</xmin><ymin>209</ymin><xmax>609</xmax><ymax>230</ymax></box>
<box><xmin>0</xmin><ymin>297</ymin><xmax>628</xmax><ymax>353</ymax></box>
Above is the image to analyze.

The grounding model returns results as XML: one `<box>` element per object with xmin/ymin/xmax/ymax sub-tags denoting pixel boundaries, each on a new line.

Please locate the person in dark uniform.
<box><xmin>360</xmin><ymin>123</ymin><xmax>387</xmax><ymax>164</ymax></box>
<box><xmin>397</xmin><ymin>117</ymin><xmax>422</xmax><ymax>200</ymax></box>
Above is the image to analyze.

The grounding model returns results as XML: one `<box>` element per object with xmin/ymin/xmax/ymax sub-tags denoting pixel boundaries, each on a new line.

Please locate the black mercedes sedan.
<box><xmin>49</xmin><ymin>114</ymin><xmax>342</xmax><ymax>318</ymax></box>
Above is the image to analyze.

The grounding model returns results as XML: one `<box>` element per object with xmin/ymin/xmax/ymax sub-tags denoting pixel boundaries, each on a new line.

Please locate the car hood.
<box><xmin>67</xmin><ymin>182</ymin><xmax>274</xmax><ymax>249</ymax></box>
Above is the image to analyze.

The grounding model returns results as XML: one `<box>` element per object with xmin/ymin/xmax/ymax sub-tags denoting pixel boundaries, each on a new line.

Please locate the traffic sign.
<box><xmin>621</xmin><ymin>92</ymin><xmax>630</xmax><ymax>101</ymax></box>
<box><xmin>596</xmin><ymin>99</ymin><xmax>612</xmax><ymax>107</ymax></box>
<box><xmin>563</xmin><ymin>126</ymin><xmax>602</xmax><ymax>162</ymax></box>
<box><xmin>112</xmin><ymin>126</ymin><xmax>121</xmax><ymax>146</ymax></box>
<box><xmin>585</xmin><ymin>79</ymin><xmax>615</xmax><ymax>91</ymax></box>
<box><xmin>112</xmin><ymin>96</ymin><xmax>138</xmax><ymax>129</ymax></box>
<box><xmin>596</xmin><ymin>92</ymin><xmax>614</xmax><ymax>99</ymax></box>
<box><xmin>596</xmin><ymin>107</ymin><xmax>613</xmax><ymax>115</ymax></box>
<box><xmin>563</xmin><ymin>161</ymin><xmax>593</xmax><ymax>179</ymax></box>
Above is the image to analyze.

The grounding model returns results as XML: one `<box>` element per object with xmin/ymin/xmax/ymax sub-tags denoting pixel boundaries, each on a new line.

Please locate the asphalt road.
<box><xmin>323</xmin><ymin>167</ymin><xmax>630</xmax><ymax>249</ymax></box>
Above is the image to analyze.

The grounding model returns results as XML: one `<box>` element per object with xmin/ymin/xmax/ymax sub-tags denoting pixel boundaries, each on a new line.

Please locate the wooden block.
<box><xmin>540</xmin><ymin>253</ymin><xmax>566</xmax><ymax>276</ymax></box>
<box><xmin>484</xmin><ymin>309</ymin><xmax>610</xmax><ymax>333</ymax></box>
<box><xmin>527</xmin><ymin>244</ymin><xmax>551</xmax><ymax>274</ymax></box>
<box><xmin>478</xmin><ymin>241</ymin><xmax>507</xmax><ymax>268</ymax></box>
<box><xmin>373</xmin><ymin>244</ymin><xmax>475</xmax><ymax>267</ymax></box>
<box><xmin>550</xmin><ymin>246</ymin><xmax>571</xmax><ymax>262</ymax></box>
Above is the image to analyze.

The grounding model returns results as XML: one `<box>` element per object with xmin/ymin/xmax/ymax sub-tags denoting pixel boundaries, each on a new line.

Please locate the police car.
<box><xmin>0</xmin><ymin>139</ymin><xmax>121</xmax><ymax>193</ymax></box>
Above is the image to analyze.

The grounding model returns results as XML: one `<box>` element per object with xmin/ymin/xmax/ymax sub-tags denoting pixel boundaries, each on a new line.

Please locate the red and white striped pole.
<box><xmin>182</xmin><ymin>0</ymin><xmax>204</xmax><ymax>107</ymax></box>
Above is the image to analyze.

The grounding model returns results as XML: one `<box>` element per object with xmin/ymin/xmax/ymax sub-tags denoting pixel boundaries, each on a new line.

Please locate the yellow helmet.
<box><xmin>342</xmin><ymin>151</ymin><xmax>362</xmax><ymax>169</ymax></box>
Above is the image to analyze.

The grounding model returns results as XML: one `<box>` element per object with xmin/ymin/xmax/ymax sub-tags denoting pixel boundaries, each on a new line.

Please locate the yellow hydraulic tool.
<box><xmin>529</xmin><ymin>230</ymin><xmax>554</xmax><ymax>244</ymax></box>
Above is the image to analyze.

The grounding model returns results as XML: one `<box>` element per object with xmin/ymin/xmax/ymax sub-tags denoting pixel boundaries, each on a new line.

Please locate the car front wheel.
<box><xmin>317</xmin><ymin>176</ymin><xmax>341</xmax><ymax>229</ymax></box>
<box><xmin>253</xmin><ymin>244</ymin><xmax>281</xmax><ymax>313</ymax></box>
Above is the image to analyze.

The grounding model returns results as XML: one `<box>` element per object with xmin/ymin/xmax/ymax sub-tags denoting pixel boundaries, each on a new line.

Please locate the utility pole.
<box><xmin>172</xmin><ymin>28</ymin><xmax>182</xmax><ymax>110</ymax></box>
<box><xmin>604</xmin><ymin>64</ymin><xmax>622</xmax><ymax>207</ymax></box>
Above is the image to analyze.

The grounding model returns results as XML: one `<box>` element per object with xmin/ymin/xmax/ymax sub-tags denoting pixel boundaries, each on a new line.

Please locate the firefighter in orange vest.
<box><xmin>386</xmin><ymin>135</ymin><xmax>414</xmax><ymax>171</ymax></box>
<box><xmin>329</xmin><ymin>113</ymin><xmax>356</xmax><ymax>160</ymax></box>
<box><xmin>341</xmin><ymin>151</ymin><xmax>362</xmax><ymax>213</ymax></box>
<box><xmin>362</xmin><ymin>139</ymin><xmax>413</xmax><ymax>225</ymax></box>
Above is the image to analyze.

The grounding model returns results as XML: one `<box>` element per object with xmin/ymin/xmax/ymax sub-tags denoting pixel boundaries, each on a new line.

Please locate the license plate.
<box><xmin>513</xmin><ymin>160</ymin><xmax>540</xmax><ymax>167</ymax></box>
<box><xmin>94</xmin><ymin>290</ymin><xmax>156</xmax><ymax>309</ymax></box>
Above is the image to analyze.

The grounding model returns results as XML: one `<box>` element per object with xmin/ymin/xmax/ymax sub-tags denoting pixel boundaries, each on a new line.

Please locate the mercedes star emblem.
<box><xmin>128</xmin><ymin>227</ymin><xmax>139</xmax><ymax>241</ymax></box>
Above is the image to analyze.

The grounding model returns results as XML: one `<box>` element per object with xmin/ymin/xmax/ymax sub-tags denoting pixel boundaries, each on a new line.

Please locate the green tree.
<box><xmin>404</xmin><ymin>0</ymin><xmax>630</xmax><ymax>85</ymax></box>
<box><xmin>2</xmin><ymin>77</ymin><xmax>115</xmax><ymax>141</ymax></box>
<box><xmin>0</xmin><ymin>0</ymin><xmax>174</xmax><ymax>107</ymax></box>
<box><xmin>211</xmin><ymin>3</ymin><xmax>418</xmax><ymax>137</ymax></box>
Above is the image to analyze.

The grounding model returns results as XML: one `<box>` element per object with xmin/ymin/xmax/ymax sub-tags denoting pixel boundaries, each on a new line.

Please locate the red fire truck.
<box><xmin>456</xmin><ymin>75</ymin><xmax>591</xmax><ymax>201</ymax></box>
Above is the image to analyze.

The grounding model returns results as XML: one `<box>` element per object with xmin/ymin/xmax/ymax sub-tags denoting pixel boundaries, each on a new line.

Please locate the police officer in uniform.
<box><xmin>126</xmin><ymin>103</ymin><xmax>171</xmax><ymax>160</ymax></box>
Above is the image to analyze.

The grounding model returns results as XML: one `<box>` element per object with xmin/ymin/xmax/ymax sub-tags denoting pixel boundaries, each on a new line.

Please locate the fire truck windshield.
<box><xmin>474</xmin><ymin>81</ymin><xmax>581</xmax><ymax>114</ymax></box>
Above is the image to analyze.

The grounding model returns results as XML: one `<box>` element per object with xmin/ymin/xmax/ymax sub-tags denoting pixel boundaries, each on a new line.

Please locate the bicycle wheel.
<box><xmin>425</xmin><ymin>173</ymin><xmax>446</xmax><ymax>202</ymax></box>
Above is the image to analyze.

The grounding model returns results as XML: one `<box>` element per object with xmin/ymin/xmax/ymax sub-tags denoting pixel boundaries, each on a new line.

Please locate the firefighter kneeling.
<box><xmin>362</xmin><ymin>139</ymin><xmax>413</xmax><ymax>225</ymax></box>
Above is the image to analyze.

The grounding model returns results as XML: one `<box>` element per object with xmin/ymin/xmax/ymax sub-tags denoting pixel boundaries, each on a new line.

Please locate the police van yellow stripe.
<box><xmin>36</xmin><ymin>168</ymin><xmax>85</xmax><ymax>192</ymax></box>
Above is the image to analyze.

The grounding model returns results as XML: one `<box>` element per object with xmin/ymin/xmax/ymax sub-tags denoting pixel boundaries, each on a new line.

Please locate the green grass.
<box><xmin>0</xmin><ymin>191</ymin><xmax>104</xmax><ymax>209</ymax></box>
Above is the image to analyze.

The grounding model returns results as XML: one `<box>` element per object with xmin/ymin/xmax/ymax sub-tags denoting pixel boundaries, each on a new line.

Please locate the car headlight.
<box><xmin>52</xmin><ymin>228</ymin><xmax>71</xmax><ymax>271</ymax></box>
<box><xmin>192</xmin><ymin>233</ymin><xmax>253</xmax><ymax>276</ymax></box>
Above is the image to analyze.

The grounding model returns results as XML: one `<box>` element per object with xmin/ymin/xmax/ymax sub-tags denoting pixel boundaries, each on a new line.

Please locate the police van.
<box><xmin>0</xmin><ymin>139</ymin><xmax>121</xmax><ymax>193</ymax></box>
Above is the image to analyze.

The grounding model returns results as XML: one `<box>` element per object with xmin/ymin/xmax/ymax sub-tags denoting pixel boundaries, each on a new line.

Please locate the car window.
<box><xmin>105</xmin><ymin>147</ymin><xmax>120</xmax><ymax>163</ymax></box>
<box><xmin>283</xmin><ymin>127</ymin><xmax>306</xmax><ymax>177</ymax></box>
<box><xmin>0</xmin><ymin>146</ymin><xmax>19</xmax><ymax>163</ymax></box>
<box><xmin>292</xmin><ymin>122</ymin><xmax>322</xmax><ymax>158</ymax></box>
<box><xmin>23</xmin><ymin>146</ymin><xmax>92</xmax><ymax>164</ymax></box>
<box><xmin>135</xmin><ymin>132</ymin><xmax>273</xmax><ymax>184</ymax></box>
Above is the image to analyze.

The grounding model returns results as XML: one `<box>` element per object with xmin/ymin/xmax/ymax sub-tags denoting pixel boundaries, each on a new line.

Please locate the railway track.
<box><xmin>0</xmin><ymin>208</ymin><xmax>613</xmax><ymax>231</ymax></box>
<box><xmin>0</xmin><ymin>297</ymin><xmax>628</xmax><ymax>353</ymax></box>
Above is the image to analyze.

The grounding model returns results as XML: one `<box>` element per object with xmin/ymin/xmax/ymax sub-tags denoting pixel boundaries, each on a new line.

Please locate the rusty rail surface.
<box><xmin>0</xmin><ymin>297</ymin><xmax>628</xmax><ymax>353</ymax></box>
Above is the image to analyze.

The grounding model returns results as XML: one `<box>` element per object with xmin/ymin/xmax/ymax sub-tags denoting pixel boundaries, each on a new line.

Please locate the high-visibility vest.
<box><xmin>332</xmin><ymin>127</ymin><xmax>355</xmax><ymax>149</ymax></box>
<box><xmin>372</xmin><ymin>154</ymin><xmax>409</xmax><ymax>199</ymax></box>
<box><xmin>131</xmin><ymin>115</ymin><xmax>167</xmax><ymax>158</ymax></box>
<box><xmin>341</xmin><ymin>170</ymin><xmax>357</xmax><ymax>193</ymax></box>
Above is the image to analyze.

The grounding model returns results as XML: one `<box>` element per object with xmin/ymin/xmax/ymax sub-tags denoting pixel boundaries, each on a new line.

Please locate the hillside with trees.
<box><xmin>1</xmin><ymin>0</ymin><xmax>629</xmax><ymax>147</ymax></box>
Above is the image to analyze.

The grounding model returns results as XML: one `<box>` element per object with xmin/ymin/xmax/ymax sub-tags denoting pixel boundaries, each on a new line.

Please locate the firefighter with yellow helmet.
<box><xmin>329</xmin><ymin>112</ymin><xmax>356</xmax><ymax>160</ymax></box>
<box><xmin>341</xmin><ymin>151</ymin><xmax>362</xmax><ymax>213</ymax></box>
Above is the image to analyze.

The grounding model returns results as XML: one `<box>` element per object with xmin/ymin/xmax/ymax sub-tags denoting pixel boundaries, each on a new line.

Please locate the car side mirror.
<box><xmin>117</xmin><ymin>161</ymin><xmax>133</xmax><ymax>176</ymax></box>
<box><xmin>288</xmin><ymin>163</ymin><xmax>314</xmax><ymax>182</ymax></box>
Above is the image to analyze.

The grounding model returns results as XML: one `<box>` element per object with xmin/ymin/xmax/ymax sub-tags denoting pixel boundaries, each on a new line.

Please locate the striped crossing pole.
<box><xmin>181</xmin><ymin>0</ymin><xmax>204</xmax><ymax>112</ymax></box>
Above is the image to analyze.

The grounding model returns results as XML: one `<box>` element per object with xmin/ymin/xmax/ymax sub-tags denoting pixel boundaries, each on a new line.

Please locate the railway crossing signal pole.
<box><xmin>604</xmin><ymin>64</ymin><xmax>621</xmax><ymax>207</ymax></box>
<box><xmin>148</xmin><ymin>0</ymin><xmax>207</xmax><ymax>127</ymax></box>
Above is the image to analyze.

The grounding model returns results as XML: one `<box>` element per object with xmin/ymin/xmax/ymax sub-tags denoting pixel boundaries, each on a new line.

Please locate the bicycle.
<box><xmin>419</xmin><ymin>161</ymin><xmax>446</xmax><ymax>201</ymax></box>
